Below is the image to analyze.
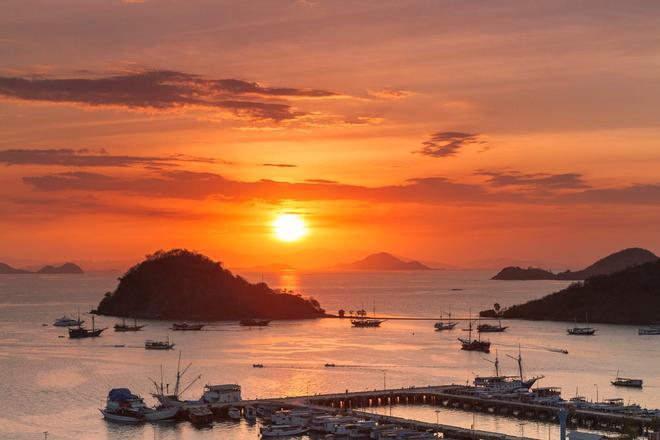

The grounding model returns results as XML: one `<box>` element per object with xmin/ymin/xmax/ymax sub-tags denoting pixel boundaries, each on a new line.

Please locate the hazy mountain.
<box><xmin>492</xmin><ymin>247</ymin><xmax>657</xmax><ymax>280</ymax></box>
<box><xmin>0</xmin><ymin>262</ymin><xmax>83</xmax><ymax>274</ymax></box>
<box><xmin>483</xmin><ymin>259</ymin><xmax>660</xmax><ymax>324</ymax></box>
<box><xmin>330</xmin><ymin>252</ymin><xmax>432</xmax><ymax>271</ymax></box>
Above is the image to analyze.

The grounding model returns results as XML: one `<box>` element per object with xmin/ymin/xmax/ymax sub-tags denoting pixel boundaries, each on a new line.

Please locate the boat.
<box><xmin>68</xmin><ymin>315</ymin><xmax>106</xmax><ymax>338</ymax></box>
<box><xmin>227</xmin><ymin>407</ymin><xmax>241</xmax><ymax>419</ymax></box>
<box><xmin>638</xmin><ymin>325</ymin><xmax>660</xmax><ymax>335</ymax></box>
<box><xmin>188</xmin><ymin>406</ymin><xmax>213</xmax><ymax>425</ymax></box>
<box><xmin>100</xmin><ymin>388</ymin><xmax>178</xmax><ymax>424</ymax></box>
<box><xmin>458</xmin><ymin>310</ymin><xmax>490</xmax><ymax>353</ymax></box>
<box><xmin>611</xmin><ymin>370</ymin><xmax>643</xmax><ymax>388</ymax></box>
<box><xmin>260</xmin><ymin>424</ymin><xmax>309</xmax><ymax>437</ymax></box>
<box><xmin>478</xmin><ymin>319</ymin><xmax>508</xmax><ymax>333</ymax></box>
<box><xmin>54</xmin><ymin>315</ymin><xmax>84</xmax><ymax>327</ymax></box>
<box><xmin>150</xmin><ymin>352</ymin><xmax>203</xmax><ymax>407</ymax></box>
<box><xmin>239</xmin><ymin>318</ymin><xmax>271</xmax><ymax>326</ymax></box>
<box><xmin>434</xmin><ymin>311</ymin><xmax>458</xmax><ymax>331</ymax></box>
<box><xmin>474</xmin><ymin>348</ymin><xmax>544</xmax><ymax>393</ymax></box>
<box><xmin>567</xmin><ymin>313</ymin><xmax>597</xmax><ymax>335</ymax></box>
<box><xmin>351</xmin><ymin>302</ymin><xmax>384</xmax><ymax>328</ymax></box>
<box><xmin>114</xmin><ymin>318</ymin><xmax>146</xmax><ymax>332</ymax></box>
<box><xmin>145</xmin><ymin>337</ymin><xmax>175</xmax><ymax>350</ymax></box>
<box><xmin>171</xmin><ymin>322</ymin><xmax>204</xmax><ymax>331</ymax></box>
<box><xmin>253</xmin><ymin>363</ymin><xmax>264</xmax><ymax>368</ymax></box>
<box><xmin>325</xmin><ymin>363</ymin><xmax>336</xmax><ymax>367</ymax></box>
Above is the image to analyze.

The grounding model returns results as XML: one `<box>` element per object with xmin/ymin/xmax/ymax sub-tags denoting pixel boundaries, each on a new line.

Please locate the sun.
<box><xmin>272</xmin><ymin>214</ymin><xmax>307</xmax><ymax>242</ymax></box>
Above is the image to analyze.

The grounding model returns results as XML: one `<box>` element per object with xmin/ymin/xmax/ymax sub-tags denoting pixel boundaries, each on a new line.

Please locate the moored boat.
<box><xmin>567</xmin><ymin>327</ymin><xmax>596</xmax><ymax>335</ymax></box>
<box><xmin>260</xmin><ymin>424</ymin><xmax>309</xmax><ymax>437</ymax></box>
<box><xmin>54</xmin><ymin>315</ymin><xmax>84</xmax><ymax>327</ymax></box>
<box><xmin>434</xmin><ymin>311</ymin><xmax>457</xmax><ymax>331</ymax></box>
<box><xmin>611</xmin><ymin>370</ymin><xmax>643</xmax><ymax>388</ymax></box>
<box><xmin>171</xmin><ymin>322</ymin><xmax>204</xmax><ymax>331</ymax></box>
<box><xmin>478</xmin><ymin>319</ymin><xmax>508</xmax><ymax>333</ymax></box>
<box><xmin>68</xmin><ymin>315</ymin><xmax>106</xmax><ymax>338</ymax></box>
<box><xmin>100</xmin><ymin>388</ymin><xmax>178</xmax><ymax>424</ymax></box>
<box><xmin>459</xmin><ymin>310</ymin><xmax>490</xmax><ymax>353</ymax></box>
<box><xmin>188</xmin><ymin>406</ymin><xmax>213</xmax><ymax>425</ymax></box>
<box><xmin>638</xmin><ymin>325</ymin><xmax>660</xmax><ymax>335</ymax></box>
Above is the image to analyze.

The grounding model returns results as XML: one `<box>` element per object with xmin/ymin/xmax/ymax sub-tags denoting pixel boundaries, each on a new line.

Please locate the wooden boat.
<box><xmin>434</xmin><ymin>311</ymin><xmax>458</xmax><ymax>331</ymax></box>
<box><xmin>239</xmin><ymin>319</ymin><xmax>271</xmax><ymax>326</ymax></box>
<box><xmin>145</xmin><ymin>337</ymin><xmax>175</xmax><ymax>350</ymax></box>
<box><xmin>567</xmin><ymin>314</ymin><xmax>597</xmax><ymax>335</ymax></box>
<box><xmin>188</xmin><ymin>406</ymin><xmax>213</xmax><ymax>425</ymax></box>
<box><xmin>69</xmin><ymin>315</ymin><xmax>106</xmax><ymax>338</ymax></box>
<box><xmin>459</xmin><ymin>310</ymin><xmax>490</xmax><ymax>353</ymax></box>
<box><xmin>351</xmin><ymin>302</ymin><xmax>384</xmax><ymax>327</ymax></box>
<box><xmin>171</xmin><ymin>322</ymin><xmax>204</xmax><ymax>331</ymax></box>
<box><xmin>260</xmin><ymin>424</ymin><xmax>309</xmax><ymax>437</ymax></box>
<box><xmin>114</xmin><ymin>318</ymin><xmax>145</xmax><ymax>332</ymax></box>
<box><xmin>478</xmin><ymin>319</ymin><xmax>508</xmax><ymax>333</ymax></box>
<box><xmin>611</xmin><ymin>370</ymin><xmax>643</xmax><ymax>388</ymax></box>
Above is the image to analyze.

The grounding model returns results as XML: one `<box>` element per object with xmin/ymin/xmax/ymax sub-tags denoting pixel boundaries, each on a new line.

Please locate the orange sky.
<box><xmin>1</xmin><ymin>1</ymin><xmax>659</xmax><ymax>270</ymax></box>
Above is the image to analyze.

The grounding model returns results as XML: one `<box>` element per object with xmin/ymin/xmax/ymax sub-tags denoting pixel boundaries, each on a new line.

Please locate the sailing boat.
<box><xmin>434</xmin><ymin>307</ymin><xmax>458</xmax><ymax>331</ymax></box>
<box><xmin>478</xmin><ymin>318</ymin><xmax>508</xmax><ymax>333</ymax></box>
<box><xmin>474</xmin><ymin>347</ymin><xmax>544</xmax><ymax>392</ymax></box>
<box><xmin>567</xmin><ymin>313</ymin><xmax>597</xmax><ymax>335</ymax></box>
<box><xmin>611</xmin><ymin>369</ymin><xmax>643</xmax><ymax>388</ymax></box>
<box><xmin>458</xmin><ymin>309</ymin><xmax>491</xmax><ymax>352</ymax></box>
<box><xmin>114</xmin><ymin>318</ymin><xmax>146</xmax><ymax>332</ymax></box>
<box><xmin>69</xmin><ymin>314</ymin><xmax>106</xmax><ymax>338</ymax></box>
<box><xmin>351</xmin><ymin>301</ymin><xmax>384</xmax><ymax>327</ymax></box>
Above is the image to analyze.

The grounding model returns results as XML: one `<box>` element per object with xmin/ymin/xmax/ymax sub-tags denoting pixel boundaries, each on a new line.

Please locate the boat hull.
<box><xmin>100</xmin><ymin>409</ymin><xmax>144</xmax><ymax>424</ymax></box>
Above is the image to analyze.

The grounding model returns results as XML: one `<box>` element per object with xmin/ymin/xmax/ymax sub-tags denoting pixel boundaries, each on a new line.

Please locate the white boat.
<box><xmin>228</xmin><ymin>407</ymin><xmax>241</xmax><ymax>419</ymax></box>
<box><xmin>260</xmin><ymin>424</ymin><xmax>309</xmax><ymax>437</ymax></box>
<box><xmin>54</xmin><ymin>315</ymin><xmax>84</xmax><ymax>327</ymax></box>
<box><xmin>143</xmin><ymin>406</ymin><xmax>179</xmax><ymax>422</ymax></box>
<box><xmin>99</xmin><ymin>408</ymin><xmax>144</xmax><ymax>423</ymax></box>
<box><xmin>101</xmin><ymin>388</ymin><xmax>178</xmax><ymax>423</ymax></box>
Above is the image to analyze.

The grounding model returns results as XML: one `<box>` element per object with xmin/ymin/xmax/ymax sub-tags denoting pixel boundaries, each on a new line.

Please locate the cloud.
<box><xmin>260</xmin><ymin>163</ymin><xmax>298</xmax><ymax>168</ymax></box>
<box><xmin>414</xmin><ymin>131</ymin><xmax>484</xmax><ymax>158</ymax></box>
<box><xmin>20</xmin><ymin>169</ymin><xmax>660</xmax><ymax>207</ymax></box>
<box><xmin>0</xmin><ymin>70</ymin><xmax>339</xmax><ymax>121</ymax></box>
<box><xmin>367</xmin><ymin>88</ymin><xmax>415</xmax><ymax>99</ymax></box>
<box><xmin>477</xmin><ymin>170</ymin><xmax>589</xmax><ymax>190</ymax></box>
<box><xmin>0</xmin><ymin>148</ymin><xmax>230</xmax><ymax>167</ymax></box>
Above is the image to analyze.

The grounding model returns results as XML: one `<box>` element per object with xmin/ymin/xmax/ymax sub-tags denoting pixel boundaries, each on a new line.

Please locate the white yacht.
<box><xmin>53</xmin><ymin>315</ymin><xmax>84</xmax><ymax>327</ymax></box>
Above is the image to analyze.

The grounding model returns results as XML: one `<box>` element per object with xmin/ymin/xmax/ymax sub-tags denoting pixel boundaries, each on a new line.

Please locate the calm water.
<box><xmin>0</xmin><ymin>270</ymin><xmax>658</xmax><ymax>440</ymax></box>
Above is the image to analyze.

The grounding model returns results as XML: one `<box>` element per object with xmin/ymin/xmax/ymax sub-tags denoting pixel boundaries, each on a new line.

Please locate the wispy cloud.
<box><xmin>0</xmin><ymin>148</ymin><xmax>230</xmax><ymax>167</ymax></box>
<box><xmin>260</xmin><ymin>163</ymin><xmax>298</xmax><ymax>168</ymax></box>
<box><xmin>414</xmin><ymin>131</ymin><xmax>484</xmax><ymax>158</ymax></box>
<box><xmin>477</xmin><ymin>170</ymin><xmax>589</xmax><ymax>190</ymax></box>
<box><xmin>367</xmin><ymin>88</ymin><xmax>415</xmax><ymax>99</ymax></box>
<box><xmin>0</xmin><ymin>70</ymin><xmax>340</xmax><ymax>121</ymax></box>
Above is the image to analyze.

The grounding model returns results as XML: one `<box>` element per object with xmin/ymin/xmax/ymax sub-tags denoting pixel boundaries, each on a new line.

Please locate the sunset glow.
<box><xmin>272</xmin><ymin>214</ymin><xmax>307</xmax><ymax>243</ymax></box>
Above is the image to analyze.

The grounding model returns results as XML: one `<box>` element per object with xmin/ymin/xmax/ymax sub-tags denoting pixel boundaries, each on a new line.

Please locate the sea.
<box><xmin>0</xmin><ymin>270</ymin><xmax>658</xmax><ymax>440</ymax></box>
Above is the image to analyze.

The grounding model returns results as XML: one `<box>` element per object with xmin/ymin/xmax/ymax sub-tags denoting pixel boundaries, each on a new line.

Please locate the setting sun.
<box><xmin>272</xmin><ymin>214</ymin><xmax>307</xmax><ymax>242</ymax></box>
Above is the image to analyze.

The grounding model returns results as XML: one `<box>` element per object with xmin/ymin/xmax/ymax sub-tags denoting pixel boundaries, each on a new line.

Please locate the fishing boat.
<box><xmin>188</xmin><ymin>406</ymin><xmax>213</xmax><ymax>425</ymax></box>
<box><xmin>478</xmin><ymin>319</ymin><xmax>508</xmax><ymax>333</ymax></box>
<box><xmin>260</xmin><ymin>424</ymin><xmax>309</xmax><ymax>437</ymax></box>
<box><xmin>145</xmin><ymin>337</ymin><xmax>175</xmax><ymax>350</ymax></box>
<box><xmin>68</xmin><ymin>315</ymin><xmax>106</xmax><ymax>338</ymax></box>
<box><xmin>474</xmin><ymin>348</ymin><xmax>543</xmax><ymax>392</ymax></box>
<box><xmin>611</xmin><ymin>370</ymin><xmax>643</xmax><ymax>388</ymax></box>
<box><xmin>434</xmin><ymin>311</ymin><xmax>458</xmax><ymax>331</ymax></box>
<box><xmin>100</xmin><ymin>388</ymin><xmax>178</xmax><ymax>424</ymax></box>
<box><xmin>53</xmin><ymin>315</ymin><xmax>84</xmax><ymax>327</ymax></box>
<box><xmin>458</xmin><ymin>310</ymin><xmax>490</xmax><ymax>353</ymax></box>
<box><xmin>171</xmin><ymin>322</ymin><xmax>204</xmax><ymax>331</ymax></box>
<box><xmin>114</xmin><ymin>318</ymin><xmax>145</xmax><ymax>332</ymax></box>
<box><xmin>638</xmin><ymin>325</ymin><xmax>660</xmax><ymax>335</ymax></box>
<box><xmin>239</xmin><ymin>318</ymin><xmax>271</xmax><ymax>326</ymax></box>
<box><xmin>150</xmin><ymin>352</ymin><xmax>202</xmax><ymax>407</ymax></box>
<box><xmin>567</xmin><ymin>314</ymin><xmax>597</xmax><ymax>335</ymax></box>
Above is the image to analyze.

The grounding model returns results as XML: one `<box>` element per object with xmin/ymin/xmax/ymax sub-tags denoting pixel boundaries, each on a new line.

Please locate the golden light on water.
<box><xmin>272</xmin><ymin>214</ymin><xmax>307</xmax><ymax>242</ymax></box>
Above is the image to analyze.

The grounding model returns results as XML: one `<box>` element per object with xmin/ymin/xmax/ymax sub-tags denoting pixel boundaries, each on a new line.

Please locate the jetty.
<box><xmin>207</xmin><ymin>384</ymin><xmax>657</xmax><ymax>437</ymax></box>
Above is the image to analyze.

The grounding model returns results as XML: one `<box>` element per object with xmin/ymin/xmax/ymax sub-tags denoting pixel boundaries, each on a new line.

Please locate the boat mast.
<box><xmin>506</xmin><ymin>345</ymin><xmax>524</xmax><ymax>381</ymax></box>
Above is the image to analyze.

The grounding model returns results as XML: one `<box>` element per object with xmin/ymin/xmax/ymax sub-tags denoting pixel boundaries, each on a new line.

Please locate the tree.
<box><xmin>338</xmin><ymin>309</ymin><xmax>346</xmax><ymax>318</ymax></box>
<box><xmin>494</xmin><ymin>303</ymin><xmax>501</xmax><ymax>312</ymax></box>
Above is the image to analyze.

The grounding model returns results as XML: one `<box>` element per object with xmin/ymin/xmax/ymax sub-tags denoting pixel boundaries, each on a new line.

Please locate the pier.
<box><xmin>219</xmin><ymin>384</ymin><xmax>658</xmax><ymax>437</ymax></box>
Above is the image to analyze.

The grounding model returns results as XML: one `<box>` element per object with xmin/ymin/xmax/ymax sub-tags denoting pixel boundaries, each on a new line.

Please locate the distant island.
<box><xmin>481</xmin><ymin>259</ymin><xmax>660</xmax><ymax>324</ymax></box>
<box><xmin>492</xmin><ymin>247</ymin><xmax>657</xmax><ymax>280</ymax></box>
<box><xmin>330</xmin><ymin>252</ymin><xmax>432</xmax><ymax>271</ymax></box>
<box><xmin>95</xmin><ymin>249</ymin><xmax>325</xmax><ymax>320</ymax></box>
<box><xmin>0</xmin><ymin>262</ymin><xmax>83</xmax><ymax>274</ymax></box>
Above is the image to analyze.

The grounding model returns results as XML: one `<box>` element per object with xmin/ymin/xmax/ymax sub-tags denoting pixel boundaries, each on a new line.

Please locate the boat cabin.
<box><xmin>201</xmin><ymin>384</ymin><xmax>241</xmax><ymax>403</ymax></box>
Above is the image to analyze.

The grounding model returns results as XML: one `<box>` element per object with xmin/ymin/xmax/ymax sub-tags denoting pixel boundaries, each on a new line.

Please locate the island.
<box><xmin>95</xmin><ymin>249</ymin><xmax>325</xmax><ymax>320</ymax></box>
<box><xmin>330</xmin><ymin>252</ymin><xmax>432</xmax><ymax>271</ymax></box>
<box><xmin>491</xmin><ymin>247</ymin><xmax>657</xmax><ymax>280</ymax></box>
<box><xmin>481</xmin><ymin>259</ymin><xmax>660</xmax><ymax>324</ymax></box>
<box><xmin>0</xmin><ymin>262</ymin><xmax>83</xmax><ymax>274</ymax></box>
